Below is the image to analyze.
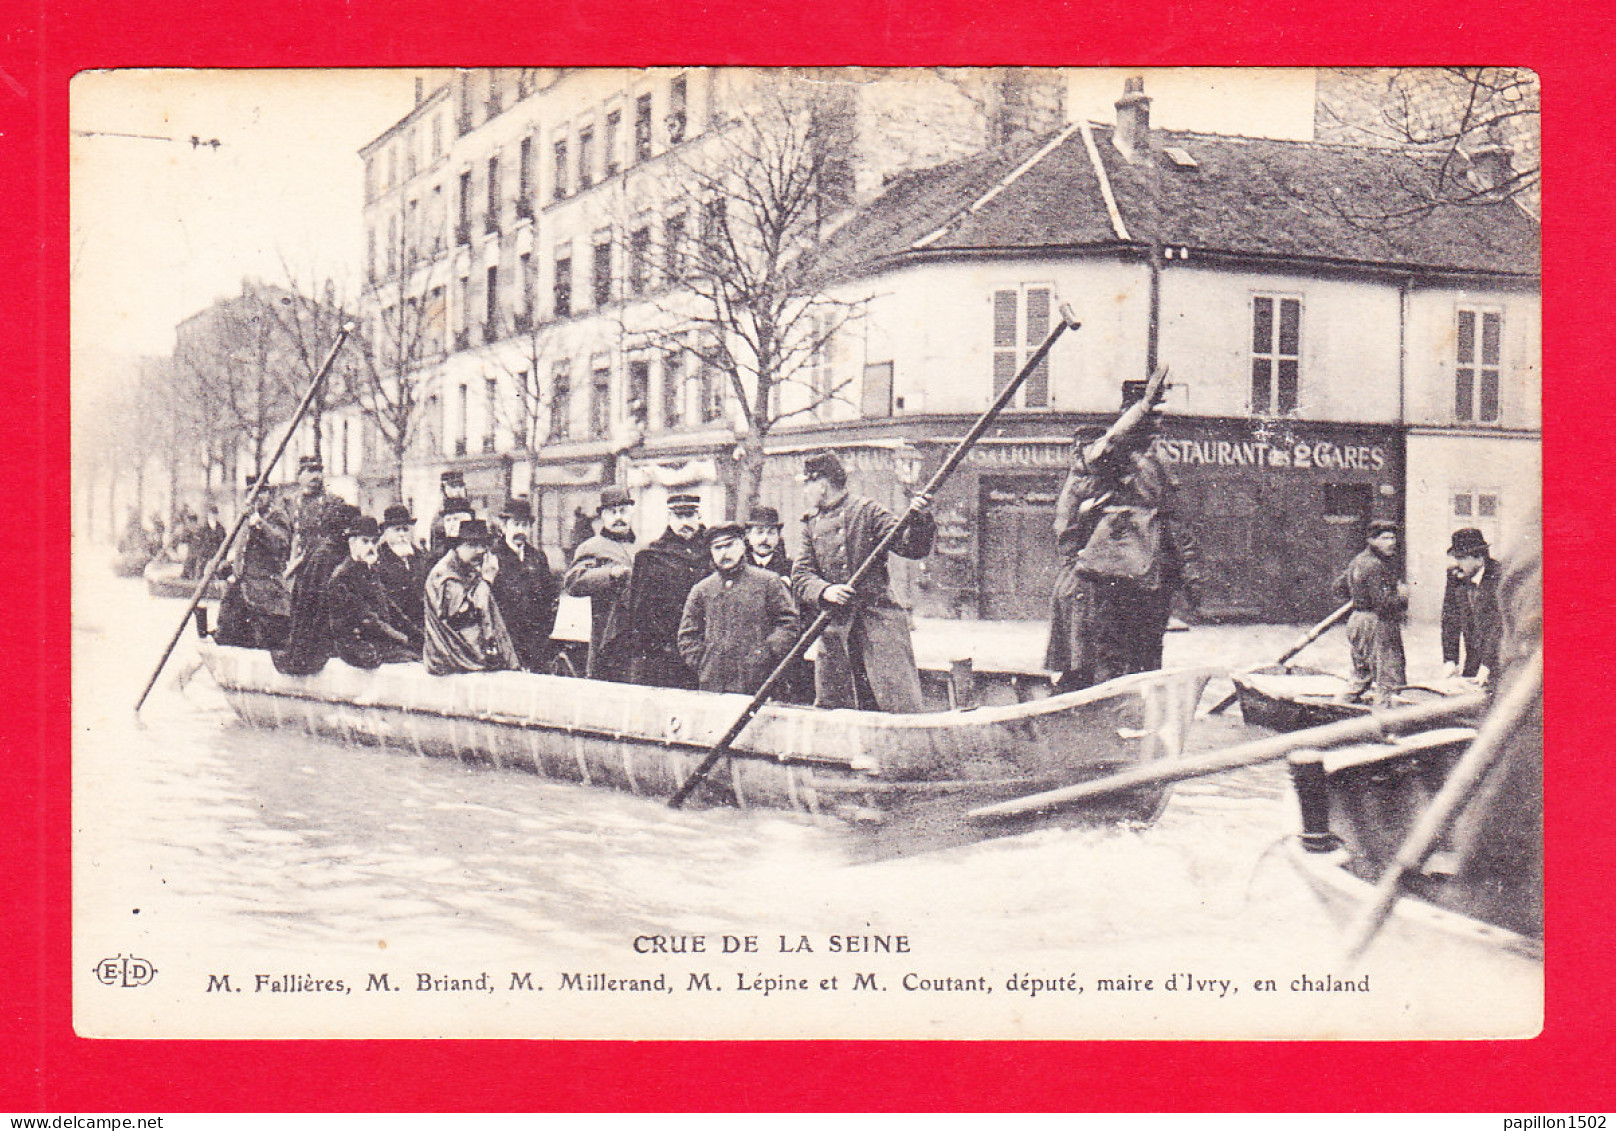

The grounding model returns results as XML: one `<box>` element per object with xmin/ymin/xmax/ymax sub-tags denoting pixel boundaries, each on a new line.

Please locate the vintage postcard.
<box><xmin>70</xmin><ymin>66</ymin><xmax>1542</xmax><ymax>1040</ymax></box>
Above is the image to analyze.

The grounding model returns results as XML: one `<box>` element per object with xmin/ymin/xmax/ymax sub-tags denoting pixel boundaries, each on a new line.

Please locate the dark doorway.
<box><xmin>979</xmin><ymin>474</ymin><xmax>1061</xmax><ymax>620</ymax></box>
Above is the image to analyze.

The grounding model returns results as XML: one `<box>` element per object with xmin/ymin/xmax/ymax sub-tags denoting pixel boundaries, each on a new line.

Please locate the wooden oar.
<box><xmin>1341</xmin><ymin>649</ymin><xmax>1542</xmax><ymax>963</ymax></box>
<box><xmin>966</xmin><ymin>690</ymin><xmax>1487</xmax><ymax>824</ymax></box>
<box><xmin>668</xmin><ymin>304</ymin><xmax>1085</xmax><ymax>809</ymax></box>
<box><xmin>134</xmin><ymin>323</ymin><xmax>354</xmax><ymax>714</ymax></box>
<box><xmin>1204</xmin><ymin>601</ymin><xmax>1353</xmax><ymax>716</ymax></box>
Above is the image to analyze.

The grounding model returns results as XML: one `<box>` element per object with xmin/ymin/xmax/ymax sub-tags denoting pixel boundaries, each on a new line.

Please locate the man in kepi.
<box><xmin>324</xmin><ymin>515</ymin><xmax>419</xmax><ymax>669</ymax></box>
<box><xmin>374</xmin><ymin>503</ymin><xmax>426</xmax><ymax>650</ymax></box>
<box><xmin>423</xmin><ymin>518</ymin><xmax>519</xmax><ymax>675</ymax></box>
<box><xmin>284</xmin><ymin>456</ymin><xmax>344</xmax><ymax>583</ymax></box>
<box><xmin>563</xmin><ymin>486</ymin><xmax>638</xmax><ymax>681</ymax></box>
<box><xmin>1440</xmin><ymin>526</ymin><xmax>1502</xmax><ymax>686</ymax></box>
<box><xmin>792</xmin><ymin>450</ymin><xmax>934</xmax><ymax>713</ymax></box>
<box><xmin>679</xmin><ymin>522</ymin><xmax>799</xmax><ymax>695</ymax></box>
<box><xmin>624</xmin><ymin>492</ymin><xmax>711</xmax><ymax>689</ymax></box>
<box><xmin>491</xmin><ymin>497</ymin><xmax>560</xmax><ymax>673</ymax></box>
<box><xmin>1333</xmin><ymin>519</ymin><xmax>1408</xmax><ymax>705</ymax></box>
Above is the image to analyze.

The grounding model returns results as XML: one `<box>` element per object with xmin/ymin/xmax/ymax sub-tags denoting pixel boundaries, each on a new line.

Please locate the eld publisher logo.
<box><xmin>94</xmin><ymin>955</ymin><xmax>156</xmax><ymax>988</ymax></box>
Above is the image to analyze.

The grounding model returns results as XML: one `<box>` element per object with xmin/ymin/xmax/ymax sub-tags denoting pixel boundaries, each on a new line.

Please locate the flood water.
<box><xmin>70</xmin><ymin>545</ymin><xmax>1535</xmax><ymax>1040</ymax></box>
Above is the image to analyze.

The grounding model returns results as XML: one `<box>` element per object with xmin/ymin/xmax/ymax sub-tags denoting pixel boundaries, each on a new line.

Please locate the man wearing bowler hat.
<box><xmin>423</xmin><ymin>518</ymin><xmax>519</xmax><ymax>675</ymax></box>
<box><xmin>1333</xmin><ymin>518</ymin><xmax>1408</xmax><ymax>705</ymax></box>
<box><xmin>492</xmin><ymin>497</ymin><xmax>561</xmax><ymax>672</ymax></box>
<box><xmin>679</xmin><ymin>522</ymin><xmax>799</xmax><ymax>695</ymax></box>
<box><xmin>793</xmin><ymin>449</ymin><xmax>934</xmax><ymax>713</ymax></box>
<box><xmin>742</xmin><ymin>504</ymin><xmax>811</xmax><ymax>703</ymax></box>
<box><xmin>623</xmin><ymin>492</ymin><xmax>710</xmax><ymax>689</ymax></box>
<box><xmin>325</xmin><ymin>515</ymin><xmax>420</xmax><ymax>669</ymax></box>
<box><xmin>375</xmin><ymin>503</ymin><xmax>427</xmax><ymax>649</ymax></box>
<box><xmin>1441</xmin><ymin>526</ymin><xmax>1502</xmax><ymax>685</ymax></box>
<box><xmin>563</xmin><ymin>486</ymin><xmax>639</xmax><ymax>681</ymax></box>
<box><xmin>428</xmin><ymin>470</ymin><xmax>474</xmax><ymax>559</ymax></box>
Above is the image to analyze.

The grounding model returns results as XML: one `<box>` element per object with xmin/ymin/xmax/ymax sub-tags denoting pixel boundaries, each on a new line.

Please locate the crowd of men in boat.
<box><xmin>203</xmin><ymin>404</ymin><xmax>1505</xmax><ymax>712</ymax></box>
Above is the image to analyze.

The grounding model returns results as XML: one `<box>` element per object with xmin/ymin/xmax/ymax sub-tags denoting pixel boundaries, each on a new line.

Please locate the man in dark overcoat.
<box><xmin>679</xmin><ymin>523</ymin><xmax>799</xmax><ymax>695</ymax></box>
<box><xmin>215</xmin><ymin>474</ymin><xmax>292</xmax><ymax>650</ymax></box>
<box><xmin>374</xmin><ymin>503</ymin><xmax>427</xmax><ymax>649</ymax></box>
<box><xmin>562</xmin><ymin>487</ymin><xmax>638</xmax><ymax>681</ymax></box>
<box><xmin>791</xmin><ymin>450</ymin><xmax>934</xmax><ymax>713</ymax></box>
<box><xmin>742</xmin><ymin>505</ymin><xmax>810</xmax><ymax>703</ymax></box>
<box><xmin>284</xmin><ymin>456</ymin><xmax>345</xmax><ymax>584</ymax></box>
<box><xmin>1333</xmin><ymin>519</ymin><xmax>1408</xmax><ymax>705</ymax></box>
<box><xmin>325</xmin><ymin>515</ymin><xmax>419</xmax><ymax>669</ymax></box>
<box><xmin>624</xmin><ymin>492</ymin><xmax>710</xmax><ymax>689</ymax></box>
<box><xmin>423</xmin><ymin>518</ymin><xmax>520</xmax><ymax>675</ymax></box>
<box><xmin>491</xmin><ymin>497</ymin><xmax>561</xmax><ymax>672</ymax></box>
<box><xmin>1440</xmin><ymin>526</ymin><xmax>1503</xmax><ymax>685</ymax></box>
<box><xmin>273</xmin><ymin>501</ymin><xmax>358</xmax><ymax>676</ymax></box>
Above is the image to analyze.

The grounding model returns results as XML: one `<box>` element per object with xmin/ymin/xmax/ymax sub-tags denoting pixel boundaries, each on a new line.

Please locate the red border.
<box><xmin>7</xmin><ymin>0</ymin><xmax>1613</xmax><ymax>1112</ymax></box>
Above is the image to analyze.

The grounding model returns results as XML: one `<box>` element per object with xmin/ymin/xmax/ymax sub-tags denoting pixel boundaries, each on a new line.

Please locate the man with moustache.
<box><xmin>491</xmin><ymin>497</ymin><xmax>561</xmax><ymax>673</ymax></box>
<box><xmin>423</xmin><ymin>518</ymin><xmax>520</xmax><ymax>675</ymax></box>
<box><xmin>624</xmin><ymin>492</ymin><xmax>711</xmax><ymax>689</ymax></box>
<box><xmin>1440</xmin><ymin>526</ymin><xmax>1502</xmax><ymax>686</ymax></box>
<box><xmin>679</xmin><ymin>523</ymin><xmax>799</xmax><ymax>695</ymax></box>
<box><xmin>374</xmin><ymin>503</ymin><xmax>426</xmax><ymax>650</ymax></box>
<box><xmin>742</xmin><ymin>504</ymin><xmax>811</xmax><ymax>703</ymax></box>
<box><xmin>427</xmin><ymin>471</ymin><xmax>474</xmax><ymax>559</ymax></box>
<box><xmin>324</xmin><ymin>514</ymin><xmax>419</xmax><ymax>669</ymax></box>
<box><xmin>284</xmin><ymin>456</ymin><xmax>344</xmax><ymax>584</ymax></box>
<box><xmin>563</xmin><ymin>487</ymin><xmax>639</xmax><ymax>681</ymax></box>
<box><xmin>1333</xmin><ymin>519</ymin><xmax>1409</xmax><ymax>706</ymax></box>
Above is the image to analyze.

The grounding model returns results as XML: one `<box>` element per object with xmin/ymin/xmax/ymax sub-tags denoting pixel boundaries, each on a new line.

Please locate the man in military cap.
<box><xmin>215</xmin><ymin>473</ymin><xmax>292</xmax><ymax>650</ymax></box>
<box><xmin>284</xmin><ymin>456</ymin><xmax>345</xmax><ymax>583</ymax></box>
<box><xmin>325</xmin><ymin>515</ymin><xmax>419</xmax><ymax>669</ymax></box>
<box><xmin>491</xmin><ymin>497</ymin><xmax>561</xmax><ymax>672</ymax></box>
<box><xmin>1440</xmin><ymin>526</ymin><xmax>1502</xmax><ymax>686</ymax></box>
<box><xmin>423</xmin><ymin>518</ymin><xmax>520</xmax><ymax>675</ymax></box>
<box><xmin>428</xmin><ymin>470</ymin><xmax>474</xmax><ymax>559</ymax></box>
<box><xmin>679</xmin><ymin>522</ymin><xmax>799</xmax><ymax>695</ymax></box>
<box><xmin>1333</xmin><ymin>519</ymin><xmax>1408</xmax><ymax>705</ymax></box>
<box><xmin>624</xmin><ymin>492</ymin><xmax>710</xmax><ymax>689</ymax></box>
<box><xmin>792</xmin><ymin>450</ymin><xmax>934</xmax><ymax>713</ymax></box>
<box><xmin>374</xmin><ymin>503</ymin><xmax>426</xmax><ymax>649</ymax></box>
<box><xmin>563</xmin><ymin>486</ymin><xmax>639</xmax><ymax>681</ymax></box>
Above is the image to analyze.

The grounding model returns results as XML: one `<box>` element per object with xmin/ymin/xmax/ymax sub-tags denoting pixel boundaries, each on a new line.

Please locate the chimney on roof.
<box><xmin>415</xmin><ymin>77</ymin><xmax>425</xmax><ymax>105</ymax></box>
<box><xmin>1113</xmin><ymin>75</ymin><xmax>1152</xmax><ymax>163</ymax></box>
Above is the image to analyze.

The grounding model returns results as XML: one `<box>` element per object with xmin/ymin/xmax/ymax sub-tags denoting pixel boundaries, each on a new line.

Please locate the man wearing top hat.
<box><xmin>793</xmin><ymin>450</ymin><xmax>935</xmax><ymax>713</ymax></box>
<box><xmin>1332</xmin><ymin>519</ymin><xmax>1409</xmax><ymax>705</ymax></box>
<box><xmin>1440</xmin><ymin>526</ymin><xmax>1502</xmax><ymax>685</ymax></box>
<box><xmin>678</xmin><ymin>522</ymin><xmax>799</xmax><ymax>695</ymax></box>
<box><xmin>491</xmin><ymin>497</ymin><xmax>561</xmax><ymax>672</ymax></box>
<box><xmin>284</xmin><ymin>455</ymin><xmax>345</xmax><ymax>582</ymax></box>
<box><xmin>624</xmin><ymin>492</ymin><xmax>711</xmax><ymax>689</ymax></box>
<box><xmin>374</xmin><ymin>503</ymin><xmax>427</xmax><ymax>649</ymax></box>
<box><xmin>428</xmin><ymin>470</ymin><xmax>474</xmax><ymax>560</ymax></box>
<box><xmin>423</xmin><ymin>518</ymin><xmax>520</xmax><ymax>675</ymax></box>
<box><xmin>215</xmin><ymin>473</ymin><xmax>292</xmax><ymax>650</ymax></box>
<box><xmin>274</xmin><ymin>501</ymin><xmax>360</xmax><ymax>675</ymax></box>
<box><xmin>563</xmin><ymin>486</ymin><xmax>639</xmax><ymax>681</ymax></box>
<box><xmin>325</xmin><ymin>515</ymin><xmax>419</xmax><ymax>669</ymax></box>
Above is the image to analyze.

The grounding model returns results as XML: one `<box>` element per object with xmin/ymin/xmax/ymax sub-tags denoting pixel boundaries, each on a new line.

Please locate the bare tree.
<box><xmin>485</xmin><ymin>310</ymin><xmax>559</xmax><ymax>456</ymax></box>
<box><xmin>264</xmin><ymin>268</ymin><xmax>360</xmax><ymax>466</ymax></box>
<box><xmin>621</xmin><ymin>71</ymin><xmax>866</xmax><ymax>512</ymax></box>
<box><xmin>1315</xmin><ymin>67</ymin><xmax>1540</xmax><ymax>227</ymax></box>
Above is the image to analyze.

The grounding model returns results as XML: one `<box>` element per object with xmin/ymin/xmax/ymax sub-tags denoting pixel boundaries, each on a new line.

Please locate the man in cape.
<box><xmin>273</xmin><ymin>501</ymin><xmax>358</xmax><ymax>676</ymax></box>
<box><xmin>215</xmin><ymin>473</ymin><xmax>292</xmax><ymax>650</ymax></box>
<box><xmin>624</xmin><ymin>492</ymin><xmax>710</xmax><ymax>689</ymax></box>
<box><xmin>324</xmin><ymin>514</ymin><xmax>419</xmax><ymax>669</ymax></box>
<box><xmin>423</xmin><ymin>518</ymin><xmax>520</xmax><ymax>675</ymax></box>
<box><xmin>562</xmin><ymin>487</ymin><xmax>639</xmax><ymax>682</ymax></box>
<box><xmin>491</xmin><ymin>497</ymin><xmax>561</xmax><ymax>672</ymax></box>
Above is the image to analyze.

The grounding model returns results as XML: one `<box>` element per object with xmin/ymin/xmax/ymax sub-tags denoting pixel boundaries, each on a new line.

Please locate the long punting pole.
<box><xmin>134</xmin><ymin>324</ymin><xmax>354</xmax><ymax>715</ymax></box>
<box><xmin>667</xmin><ymin>305</ymin><xmax>1084</xmax><ymax>810</ymax></box>
<box><xmin>1204</xmin><ymin>601</ymin><xmax>1354</xmax><ymax>716</ymax></box>
<box><xmin>1341</xmin><ymin>648</ymin><xmax>1542</xmax><ymax>963</ymax></box>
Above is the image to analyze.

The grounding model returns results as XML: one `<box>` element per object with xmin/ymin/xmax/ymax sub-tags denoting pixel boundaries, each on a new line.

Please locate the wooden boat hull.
<box><xmin>1233</xmin><ymin>665</ymin><xmax>1468</xmax><ymax>732</ymax></box>
<box><xmin>198</xmin><ymin>642</ymin><xmax>1212</xmax><ymax>822</ymax></box>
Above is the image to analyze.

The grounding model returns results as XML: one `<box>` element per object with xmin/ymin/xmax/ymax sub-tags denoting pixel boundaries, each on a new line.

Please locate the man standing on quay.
<box><xmin>792</xmin><ymin>451</ymin><xmax>934</xmax><ymax>713</ymax></box>
<box><xmin>563</xmin><ymin>487</ymin><xmax>638</xmax><ymax>681</ymax></box>
<box><xmin>492</xmin><ymin>497</ymin><xmax>561</xmax><ymax>673</ymax></box>
<box><xmin>624</xmin><ymin>492</ymin><xmax>710</xmax><ymax>689</ymax></box>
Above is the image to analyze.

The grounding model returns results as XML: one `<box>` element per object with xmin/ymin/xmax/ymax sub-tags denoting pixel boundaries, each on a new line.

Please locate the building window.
<box><xmin>550</xmin><ymin>362</ymin><xmax>571</xmax><ymax>440</ymax></box>
<box><xmin>1452</xmin><ymin>489</ymin><xmax>1502</xmax><ymax>544</ymax></box>
<box><xmin>628</xmin><ymin>226</ymin><xmax>651</xmax><ymax>296</ymax></box>
<box><xmin>662</xmin><ymin>349</ymin><xmax>685</xmax><ymax>431</ymax></box>
<box><xmin>553</xmin><ymin>137</ymin><xmax>569</xmax><ymax>201</ymax></box>
<box><xmin>1456</xmin><ymin>308</ymin><xmax>1502</xmax><ymax>423</ymax></box>
<box><xmin>592</xmin><ymin>238</ymin><xmax>613</xmax><ymax>308</ymax></box>
<box><xmin>366</xmin><ymin>228</ymin><xmax>376</xmax><ymax>283</ymax></box>
<box><xmin>700</xmin><ymin>351</ymin><xmax>726</xmax><ymax>423</ymax></box>
<box><xmin>406</xmin><ymin>199</ymin><xmax>419</xmax><ymax>268</ymax></box>
<box><xmin>454</xmin><ymin>276</ymin><xmax>469</xmax><ymax>342</ymax></box>
<box><xmin>810</xmin><ymin>320</ymin><xmax>834</xmax><ymax>419</ymax></box>
<box><xmin>427</xmin><ymin>285</ymin><xmax>446</xmax><ymax>354</ymax></box>
<box><xmin>484</xmin><ymin>377</ymin><xmax>498</xmax><ymax>453</ymax></box>
<box><xmin>456</xmin><ymin>171</ymin><xmax>472</xmax><ymax>245</ymax></box>
<box><xmin>485</xmin><ymin>265</ymin><xmax>499</xmax><ymax>338</ymax></box>
<box><xmin>486</xmin><ymin>70</ymin><xmax>503</xmax><ymax>117</ymax></box>
<box><xmin>517</xmin><ymin>136</ymin><xmax>533</xmax><ymax>219</ymax></box>
<box><xmin>700</xmin><ymin>197</ymin><xmax>727</xmax><ymax>259</ymax></box>
<box><xmin>590</xmin><ymin>361</ymin><xmax>612</xmax><ymax>437</ymax></box>
<box><xmin>634</xmin><ymin>93</ymin><xmax>653</xmax><ymax>163</ymax></box>
<box><xmin>668</xmin><ymin>74</ymin><xmax>688</xmax><ymax>144</ymax></box>
<box><xmin>627</xmin><ymin>359</ymin><xmax>650</xmax><ymax>429</ymax></box>
<box><xmin>991</xmin><ymin>284</ymin><xmax>1053</xmax><ymax>408</ymax></box>
<box><xmin>517</xmin><ymin>252</ymin><xmax>533</xmax><ymax>326</ymax></box>
<box><xmin>430</xmin><ymin>185</ymin><xmax>444</xmax><ymax>254</ymax></box>
<box><xmin>553</xmin><ymin>255</ymin><xmax>572</xmax><ymax>319</ymax></box>
<box><xmin>1251</xmin><ymin>294</ymin><xmax>1301</xmax><ymax>415</ymax></box>
<box><xmin>424</xmin><ymin>393</ymin><xmax>441</xmax><ymax>454</ymax></box>
<box><xmin>485</xmin><ymin>155</ymin><xmax>501</xmax><ymax>233</ymax></box>
<box><xmin>405</xmin><ymin>129</ymin><xmax>418</xmax><ymax>180</ymax></box>
<box><xmin>604</xmin><ymin>110</ymin><xmax>621</xmax><ymax>177</ymax></box>
<box><xmin>664</xmin><ymin>213</ymin><xmax>686</xmax><ymax>282</ymax></box>
<box><xmin>455</xmin><ymin>383</ymin><xmax>469</xmax><ymax>456</ymax></box>
<box><xmin>456</xmin><ymin>73</ymin><xmax>473</xmax><ymax>135</ymax></box>
<box><xmin>578</xmin><ymin>126</ymin><xmax>595</xmax><ymax>190</ymax></box>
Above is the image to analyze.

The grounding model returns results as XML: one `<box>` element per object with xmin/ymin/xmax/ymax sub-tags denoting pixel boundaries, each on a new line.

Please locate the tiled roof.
<box><xmin>820</xmin><ymin>122</ymin><xmax>1540</xmax><ymax>279</ymax></box>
